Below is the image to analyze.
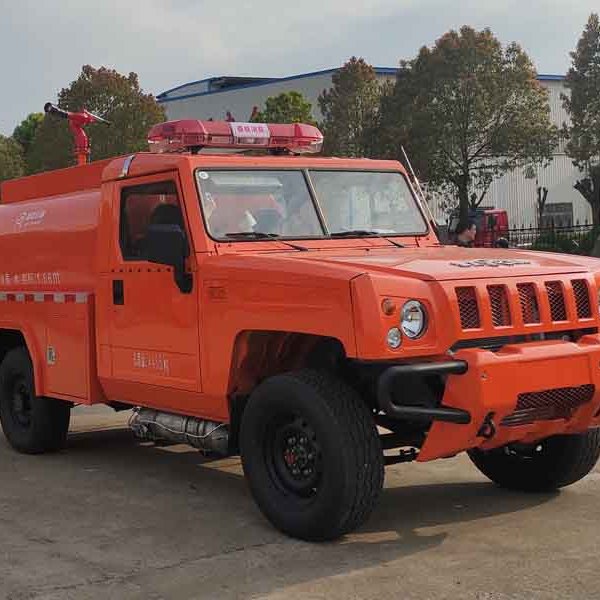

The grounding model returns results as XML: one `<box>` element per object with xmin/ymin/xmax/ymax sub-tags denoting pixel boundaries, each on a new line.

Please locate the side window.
<box><xmin>120</xmin><ymin>181</ymin><xmax>185</xmax><ymax>260</ymax></box>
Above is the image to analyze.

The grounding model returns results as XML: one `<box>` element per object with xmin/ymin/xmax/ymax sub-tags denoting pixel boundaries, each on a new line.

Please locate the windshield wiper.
<box><xmin>331</xmin><ymin>230</ymin><xmax>380</xmax><ymax>238</ymax></box>
<box><xmin>383</xmin><ymin>237</ymin><xmax>405</xmax><ymax>248</ymax></box>
<box><xmin>330</xmin><ymin>230</ymin><xmax>404</xmax><ymax>247</ymax></box>
<box><xmin>223</xmin><ymin>231</ymin><xmax>308</xmax><ymax>251</ymax></box>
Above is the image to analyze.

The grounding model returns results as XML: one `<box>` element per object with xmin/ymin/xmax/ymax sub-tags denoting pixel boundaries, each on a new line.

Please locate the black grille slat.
<box><xmin>488</xmin><ymin>285</ymin><xmax>511</xmax><ymax>327</ymax></box>
<box><xmin>456</xmin><ymin>279</ymin><xmax>595</xmax><ymax>333</ymax></box>
<box><xmin>501</xmin><ymin>384</ymin><xmax>595</xmax><ymax>427</ymax></box>
<box><xmin>572</xmin><ymin>279</ymin><xmax>592</xmax><ymax>319</ymax></box>
<box><xmin>517</xmin><ymin>283</ymin><xmax>540</xmax><ymax>324</ymax></box>
<box><xmin>456</xmin><ymin>287</ymin><xmax>480</xmax><ymax>329</ymax></box>
<box><xmin>545</xmin><ymin>281</ymin><xmax>567</xmax><ymax>321</ymax></box>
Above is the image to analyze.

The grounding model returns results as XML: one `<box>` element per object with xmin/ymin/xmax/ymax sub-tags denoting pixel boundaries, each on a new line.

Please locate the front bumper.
<box><xmin>379</xmin><ymin>334</ymin><xmax>600</xmax><ymax>462</ymax></box>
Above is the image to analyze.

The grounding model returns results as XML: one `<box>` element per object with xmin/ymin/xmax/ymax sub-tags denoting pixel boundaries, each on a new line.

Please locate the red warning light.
<box><xmin>148</xmin><ymin>120</ymin><xmax>323</xmax><ymax>155</ymax></box>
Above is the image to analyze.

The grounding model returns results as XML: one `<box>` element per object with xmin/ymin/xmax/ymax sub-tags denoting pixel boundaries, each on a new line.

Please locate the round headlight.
<box><xmin>401</xmin><ymin>300</ymin><xmax>427</xmax><ymax>339</ymax></box>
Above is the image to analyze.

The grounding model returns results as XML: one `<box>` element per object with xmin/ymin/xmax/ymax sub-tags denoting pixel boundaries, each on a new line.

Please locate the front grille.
<box><xmin>455</xmin><ymin>278</ymin><xmax>595</xmax><ymax>333</ymax></box>
<box><xmin>488</xmin><ymin>285</ymin><xmax>511</xmax><ymax>326</ymax></box>
<box><xmin>545</xmin><ymin>281</ymin><xmax>567</xmax><ymax>321</ymax></box>
<box><xmin>572</xmin><ymin>279</ymin><xmax>592</xmax><ymax>319</ymax></box>
<box><xmin>517</xmin><ymin>283</ymin><xmax>540</xmax><ymax>324</ymax></box>
<box><xmin>456</xmin><ymin>287</ymin><xmax>480</xmax><ymax>329</ymax></box>
<box><xmin>501</xmin><ymin>384</ymin><xmax>595</xmax><ymax>427</ymax></box>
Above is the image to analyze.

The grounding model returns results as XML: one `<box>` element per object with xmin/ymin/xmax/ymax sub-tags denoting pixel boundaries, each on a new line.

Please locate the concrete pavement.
<box><xmin>1</xmin><ymin>406</ymin><xmax>599</xmax><ymax>599</ymax></box>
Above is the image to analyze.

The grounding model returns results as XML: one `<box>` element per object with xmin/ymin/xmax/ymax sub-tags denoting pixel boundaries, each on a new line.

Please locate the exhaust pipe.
<box><xmin>130</xmin><ymin>408</ymin><xmax>229</xmax><ymax>456</ymax></box>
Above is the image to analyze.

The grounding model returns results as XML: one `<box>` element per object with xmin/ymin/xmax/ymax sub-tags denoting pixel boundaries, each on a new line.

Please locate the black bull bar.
<box><xmin>377</xmin><ymin>360</ymin><xmax>471</xmax><ymax>424</ymax></box>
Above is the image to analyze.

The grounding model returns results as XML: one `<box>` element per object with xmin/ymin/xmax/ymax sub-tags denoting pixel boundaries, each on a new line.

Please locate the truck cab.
<box><xmin>1</xmin><ymin>119</ymin><xmax>600</xmax><ymax>541</ymax></box>
<box><xmin>449</xmin><ymin>207</ymin><xmax>509</xmax><ymax>247</ymax></box>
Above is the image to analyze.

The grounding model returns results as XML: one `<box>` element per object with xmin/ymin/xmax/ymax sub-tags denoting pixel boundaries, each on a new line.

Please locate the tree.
<box><xmin>318</xmin><ymin>57</ymin><xmax>382</xmax><ymax>157</ymax></box>
<box><xmin>251</xmin><ymin>91</ymin><xmax>316</xmax><ymax>124</ymax></box>
<box><xmin>13</xmin><ymin>113</ymin><xmax>44</xmax><ymax>159</ymax></box>
<box><xmin>379</xmin><ymin>27</ymin><xmax>558</xmax><ymax>226</ymax></box>
<box><xmin>536</xmin><ymin>186</ymin><xmax>550</xmax><ymax>226</ymax></box>
<box><xmin>0</xmin><ymin>135</ymin><xmax>25</xmax><ymax>190</ymax></box>
<box><xmin>27</xmin><ymin>65</ymin><xmax>166</xmax><ymax>173</ymax></box>
<box><xmin>525</xmin><ymin>164</ymin><xmax>550</xmax><ymax>226</ymax></box>
<box><xmin>562</xmin><ymin>13</ymin><xmax>600</xmax><ymax>225</ymax></box>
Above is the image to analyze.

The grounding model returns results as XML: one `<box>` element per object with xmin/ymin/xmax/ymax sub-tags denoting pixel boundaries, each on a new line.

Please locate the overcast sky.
<box><xmin>0</xmin><ymin>0</ymin><xmax>598</xmax><ymax>134</ymax></box>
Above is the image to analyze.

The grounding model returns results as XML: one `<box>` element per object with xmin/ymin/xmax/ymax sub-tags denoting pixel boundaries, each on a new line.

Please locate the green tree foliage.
<box><xmin>251</xmin><ymin>91</ymin><xmax>315</xmax><ymax>124</ymax></box>
<box><xmin>379</xmin><ymin>27</ymin><xmax>558</xmax><ymax>225</ymax></box>
<box><xmin>563</xmin><ymin>13</ymin><xmax>600</xmax><ymax>225</ymax></box>
<box><xmin>318</xmin><ymin>57</ymin><xmax>382</xmax><ymax>157</ymax></box>
<box><xmin>13</xmin><ymin>113</ymin><xmax>44</xmax><ymax>160</ymax></box>
<box><xmin>28</xmin><ymin>65</ymin><xmax>166</xmax><ymax>173</ymax></box>
<box><xmin>0</xmin><ymin>135</ymin><xmax>25</xmax><ymax>192</ymax></box>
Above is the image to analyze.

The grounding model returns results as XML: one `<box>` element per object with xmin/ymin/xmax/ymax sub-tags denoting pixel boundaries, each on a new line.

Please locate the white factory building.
<box><xmin>157</xmin><ymin>67</ymin><xmax>590</xmax><ymax>229</ymax></box>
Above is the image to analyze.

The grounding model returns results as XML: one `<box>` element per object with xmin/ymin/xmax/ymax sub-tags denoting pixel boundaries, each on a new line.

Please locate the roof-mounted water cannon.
<box><xmin>43</xmin><ymin>103</ymin><xmax>111</xmax><ymax>166</ymax></box>
<box><xmin>147</xmin><ymin>120</ymin><xmax>323</xmax><ymax>155</ymax></box>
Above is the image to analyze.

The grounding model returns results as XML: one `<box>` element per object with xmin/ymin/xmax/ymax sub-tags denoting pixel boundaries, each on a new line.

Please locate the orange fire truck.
<box><xmin>1</xmin><ymin>117</ymin><xmax>600</xmax><ymax>541</ymax></box>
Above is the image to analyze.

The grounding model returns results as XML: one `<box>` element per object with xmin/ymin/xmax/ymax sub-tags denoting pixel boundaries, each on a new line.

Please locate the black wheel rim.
<box><xmin>9</xmin><ymin>376</ymin><xmax>33</xmax><ymax>428</ymax></box>
<box><xmin>264</xmin><ymin>413</ymin><xmax>323</xmax><ymax>499</ymax></box>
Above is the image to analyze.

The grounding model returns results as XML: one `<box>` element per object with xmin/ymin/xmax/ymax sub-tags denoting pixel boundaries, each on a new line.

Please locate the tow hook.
<box><xmin>477</xmin><ymin>412</ymin><xmax>496</xmax><ymax>440</ymax></box>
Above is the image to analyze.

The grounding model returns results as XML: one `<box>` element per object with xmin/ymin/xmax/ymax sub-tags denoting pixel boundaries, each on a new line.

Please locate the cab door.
<box><xmin>106</xmin><ymin>173</ymin><xmax>201</xmax><ymax>402</ymax></box>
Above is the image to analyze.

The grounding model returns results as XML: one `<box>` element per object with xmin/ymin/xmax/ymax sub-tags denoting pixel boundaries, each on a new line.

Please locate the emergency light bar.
<box><xmin>147</xmin><ymin>120</ymin><xmax>323</xmax><ymax>155</ymax></box>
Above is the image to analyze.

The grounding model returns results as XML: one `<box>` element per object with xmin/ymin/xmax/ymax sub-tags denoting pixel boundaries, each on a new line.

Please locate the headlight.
<box><xmin>401</xmin><ymin>300</ymin><xmax>427</xmax><ymax>339</ymax></box>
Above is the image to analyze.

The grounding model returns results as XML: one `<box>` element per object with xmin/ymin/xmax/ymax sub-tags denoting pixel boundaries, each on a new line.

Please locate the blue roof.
<box><xmin>157</xmin><ymin>67</ymin><xmax>399</xmax><ymax>103</ymax></box>
<box><xmin>157</xmin><ymin>75</ymin><xmax>279</xmax><ymax>100</ymax></box>
<box><xmin>537</xmin><ymin>74</ymin><xmax>566</xmax><ymax>81</ymax></box>
<box><xmin>157</xmin><ymin>67</ymin><xmax>565</xmax><ymax>103</ymax></box>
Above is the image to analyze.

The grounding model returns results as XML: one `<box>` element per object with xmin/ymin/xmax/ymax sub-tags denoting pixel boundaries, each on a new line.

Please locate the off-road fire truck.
<box><xmin>1</xmin><ymin>117</ymin><xmax>600</xmax><ymax>541</ymax></box>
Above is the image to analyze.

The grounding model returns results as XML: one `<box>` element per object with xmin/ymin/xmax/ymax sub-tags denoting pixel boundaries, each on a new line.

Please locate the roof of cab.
<box><xmin>1</xmin><ymin>153</ymin><xmax>406</xmax><ymax>204</ymax></box>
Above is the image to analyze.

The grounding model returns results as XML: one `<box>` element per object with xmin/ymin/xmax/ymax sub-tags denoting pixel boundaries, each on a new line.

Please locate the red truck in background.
<box><xmin>449</xmin><ymin>208</ymin><xmax>509</xmax><ymax>247</ymax></box>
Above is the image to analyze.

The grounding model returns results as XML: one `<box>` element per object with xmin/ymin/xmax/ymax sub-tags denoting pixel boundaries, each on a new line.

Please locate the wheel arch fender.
<box><xmin>0</xmin><ymin>323</ymin><xmax>46</xmax><ymax>396</ymax></box>
<box><xmin>226</xmin><ymin>331</ymin><xmax>348</xmax><ymax>452</ymax></box>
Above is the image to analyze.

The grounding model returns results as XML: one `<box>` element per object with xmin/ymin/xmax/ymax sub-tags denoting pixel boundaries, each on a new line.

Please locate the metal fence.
<box><xmin>505</xmin><ymin>224</ymin><xmax>597</xmax><ymax>254</ymax></box>
<box><xmin>439</xmin><ymin>223</ymin><xmax>598</xmax><ymax>254</ymax></box>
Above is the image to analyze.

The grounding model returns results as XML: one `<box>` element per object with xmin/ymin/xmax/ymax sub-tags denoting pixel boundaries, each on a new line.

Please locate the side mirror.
<box><xmin>144</xmin><ymin>224</ymin><xmax>193</xmax><ymax>293</ymax></box>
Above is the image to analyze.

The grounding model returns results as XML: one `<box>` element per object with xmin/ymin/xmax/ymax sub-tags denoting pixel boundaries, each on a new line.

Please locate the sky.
<box><xmin>0</xmin><ymin>0</ymin><xmax>598</xmax><ymax>135</ymax></box>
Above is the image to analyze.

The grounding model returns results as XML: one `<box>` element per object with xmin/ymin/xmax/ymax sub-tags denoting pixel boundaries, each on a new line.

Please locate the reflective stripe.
<box><xmin>0</xmin><ymin>291</ymin><xmax>90</xmax><ymax>303</ymax></box>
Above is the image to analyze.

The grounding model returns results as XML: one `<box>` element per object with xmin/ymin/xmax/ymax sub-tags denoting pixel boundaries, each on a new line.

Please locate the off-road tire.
<box><xmin>240</xmin><ymin>369</ymin><xmax>384</xmax><ymax>541</ymax></box>
<box><xmin>468</xmin><ymin>429</ymin><xmax>600</xmax><ymax>492</ymax></box>
<box><xmin>0</xmin><ymin>347</ymin><xmax>70</xmax><ymax>454</ymax></box>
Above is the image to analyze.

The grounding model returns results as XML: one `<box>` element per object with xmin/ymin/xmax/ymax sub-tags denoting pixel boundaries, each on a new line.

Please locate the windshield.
<box><xmin>196</xmin><ymin>169</ymin><xmax>427</xmax><ymax>240</ymax></box>
<box><xmin>310</xmin><ymin>170</ymin><xmax>427</xmax><ymax>235</ymax></box>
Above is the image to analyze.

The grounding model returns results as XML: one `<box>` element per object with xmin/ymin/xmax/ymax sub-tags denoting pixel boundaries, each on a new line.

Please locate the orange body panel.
<box><xmin>2</xmin><ymin>151</ymin><xmax>600</xmax><ymax>460</ymax></box>
<box><xmin>419</xmin><ymin>336</ymin><xmax>600</xmax><ymax>461</ymax></box>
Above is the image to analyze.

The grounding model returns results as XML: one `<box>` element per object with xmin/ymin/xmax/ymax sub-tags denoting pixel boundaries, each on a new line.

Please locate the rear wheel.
<box><xmin>240</xmin><ymin>369</ymin><xmax>384</xmax><ymax>541</ymax></box>
<box><xmin>0</xmin><ymin>348</ymin><xmax>70</xmax><ymax>454</ymax></box>
<box><xmin>468</xmin><ymin>429</ymin><xmax>600</xmax><ymax>492</ymax></box>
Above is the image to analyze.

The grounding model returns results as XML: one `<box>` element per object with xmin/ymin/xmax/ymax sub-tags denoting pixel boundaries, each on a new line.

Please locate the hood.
<box><xmin>289</xmin><ymin>246</ymin><xmax>600</xmax><ymax>281</ymax></box>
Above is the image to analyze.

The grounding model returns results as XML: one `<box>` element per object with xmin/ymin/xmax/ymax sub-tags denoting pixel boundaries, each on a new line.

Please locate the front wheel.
<box><xmin>468</xmin><ymin>429</ymin><xmax>600</xmax><ymax>492</ymax></box>
<box><xmin>240</xmin><ymin>370</ymin><xmax>384</xmax><ymax>541</ymax></box>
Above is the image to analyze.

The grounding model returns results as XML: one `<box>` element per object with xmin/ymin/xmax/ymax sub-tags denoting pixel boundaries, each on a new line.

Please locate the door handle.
<box><xmin>113</xmin><ymin>280</ymin><xmax>124</xmax><ymax>305</ymax></box>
